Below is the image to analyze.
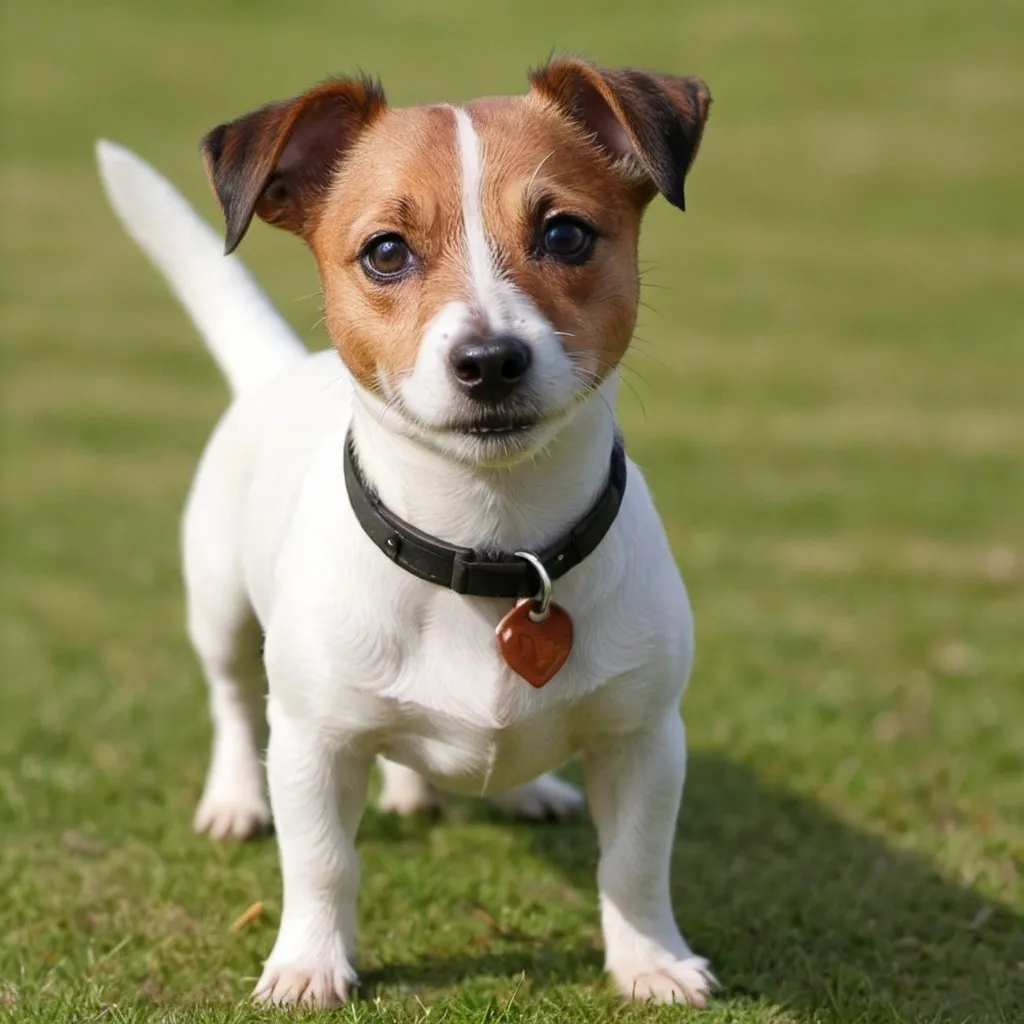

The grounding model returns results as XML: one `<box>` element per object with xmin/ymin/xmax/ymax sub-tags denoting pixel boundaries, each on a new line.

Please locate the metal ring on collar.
<box><xmin>514</xmin><ymin>550</ymin><xmax>552</xmax><ymax>622</ymax></box>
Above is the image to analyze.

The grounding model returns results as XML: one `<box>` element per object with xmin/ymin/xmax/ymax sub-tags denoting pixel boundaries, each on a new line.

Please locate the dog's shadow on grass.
<box><xmin>362</xmin><ymin>753</ymin><xmax>1021</xmax><ymax>1019</ymax></box>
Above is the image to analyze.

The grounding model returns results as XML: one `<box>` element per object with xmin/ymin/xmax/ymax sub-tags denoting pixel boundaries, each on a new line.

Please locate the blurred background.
<box><xmin>2</xmin><ymin>1</ymin><xmax>1022</xmax><ymax>1021</ymax></box>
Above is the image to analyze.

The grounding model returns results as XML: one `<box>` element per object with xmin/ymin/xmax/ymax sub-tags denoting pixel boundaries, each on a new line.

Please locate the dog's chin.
<box><xmin>448</xmin><ymin>423</ymin><xmax>546</xmax><ymax>466</ymax></box>
<box><xmin>406</xmin><ymin>411</ymin><xmax>569</xmax><ymax>467</ymax></box>
<box><xmin>376</xmin><ymin>384</ymin><xmax>589</xmax><ymax>467</ymax></box>
<box><xmin>422</xmin><ymin>419</ymin><xmax>544</xmax><ymax>466</ymax></box>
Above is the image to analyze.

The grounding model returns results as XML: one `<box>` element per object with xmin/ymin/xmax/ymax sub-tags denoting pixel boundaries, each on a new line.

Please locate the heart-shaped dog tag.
<box><xmin>496</xmin><ymin>599</ymin><xmax>573</xmax><ymax>687</ymax></box>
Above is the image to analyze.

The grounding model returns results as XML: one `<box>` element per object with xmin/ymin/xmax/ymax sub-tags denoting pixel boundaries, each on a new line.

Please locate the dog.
<box><xmin>96</xmin><ymin>57</ymin><xmax>713</xmax><ymax>1008</ymax></box>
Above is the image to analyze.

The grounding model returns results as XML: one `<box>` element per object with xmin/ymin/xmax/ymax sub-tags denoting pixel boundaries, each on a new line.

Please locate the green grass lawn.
<box><xmin>2</xmin><ymin>1</ymin><xmax>1022</xmax><ymax>1021</ymax></box>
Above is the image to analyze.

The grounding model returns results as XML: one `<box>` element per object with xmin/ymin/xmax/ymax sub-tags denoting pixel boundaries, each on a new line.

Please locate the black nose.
<box><xmin>448</xmin><ymin>334</ymin><xmax>533</xmax><ymax>403</ymax></box>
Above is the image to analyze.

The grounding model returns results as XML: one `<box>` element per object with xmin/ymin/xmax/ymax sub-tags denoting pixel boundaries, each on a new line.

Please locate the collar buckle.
<box><xmin>515</xmin><ymin>551</ymin><xmax>553</xmax><ymax>621</ymax></box>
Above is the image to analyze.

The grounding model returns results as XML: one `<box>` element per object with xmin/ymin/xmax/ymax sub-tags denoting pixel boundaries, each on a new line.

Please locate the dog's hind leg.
<box><xmin>490</xmin><ymin>772</ymin><xmax>584</xmax><ymax>821</ymax></box>
<box><xmin>183</xmin><ymin>450</ymin><xmax>272</xmax><ymax>841</ymax></box>
<box><xmin>188</xmin><ymin>598</ymin><xmax>272</xmax><ymax>840</ymax></box>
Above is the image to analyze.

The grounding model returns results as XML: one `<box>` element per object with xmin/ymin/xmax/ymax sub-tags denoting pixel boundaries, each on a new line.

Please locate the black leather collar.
<box><xmin>344</xmin><ymin>432</ymin><xmax>627</xmax><ymax>599</ymax></box>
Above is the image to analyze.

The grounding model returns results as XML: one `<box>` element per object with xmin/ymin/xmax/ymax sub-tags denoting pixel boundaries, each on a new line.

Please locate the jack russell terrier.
<box><xmin>96</xmin><ymin>57</ymin><xmax>714</xmax><ymax>1008</ymax></box>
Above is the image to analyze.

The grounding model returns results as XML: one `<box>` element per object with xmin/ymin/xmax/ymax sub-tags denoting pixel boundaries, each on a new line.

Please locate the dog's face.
<box><xmin>202</xmin><ymin>61</ymin><xmax>710</xmax><ymax>464</ymax></box>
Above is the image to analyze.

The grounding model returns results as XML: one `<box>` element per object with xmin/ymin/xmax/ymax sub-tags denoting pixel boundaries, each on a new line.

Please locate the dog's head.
<box><xmin>202</xmin><ymin>59</ymin><xmax>710</xmax><ymax>464</ymax></box>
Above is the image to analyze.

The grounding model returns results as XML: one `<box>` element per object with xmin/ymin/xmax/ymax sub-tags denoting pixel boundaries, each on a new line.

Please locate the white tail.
<box><xmin>95</xmin><ymin>139</ymin><xmax>307</xmax><ymax>396</ymax></box>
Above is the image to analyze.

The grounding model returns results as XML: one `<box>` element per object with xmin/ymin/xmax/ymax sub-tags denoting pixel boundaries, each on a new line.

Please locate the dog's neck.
<box><xmin>349</xmin><ymin>378</ymin><xmax>620</xmax><ymax>555</ymax></box>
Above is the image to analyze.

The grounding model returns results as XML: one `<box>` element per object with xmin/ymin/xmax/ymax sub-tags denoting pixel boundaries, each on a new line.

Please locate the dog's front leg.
<box><xmin>584</xmin><ymin>711</ymin><xmax>716</xmax><ymax>1007</ymax></box>
<box><xmin>254</xmin><ymin>700</ymin><xmax>371</xmax><ymax>1008</ymax></box>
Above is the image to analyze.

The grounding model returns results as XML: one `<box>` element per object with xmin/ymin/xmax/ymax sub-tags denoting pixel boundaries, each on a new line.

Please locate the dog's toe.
<box><xmin>620</xmin><ymin>956</ymin><xmax>716</xmax><ymax>1007</ymax></box>
<box><xmin>376</xmin><ymin>765</ymin><xmax>441</xmax><ymax>817</ymax></box>
<box><xmin>253</xmin><ymin>962</ymin><xmax>354</xmax><ymax>1008</ymax></box>
<box><xmin>492</xmin><ymin>772</ymin><xmax>584</xmax><ymax>821</ymax></box>
<box><xmin>193</xmin><ymin>792</ymin><xmax>272</xmax><ymax>841</ymax></box>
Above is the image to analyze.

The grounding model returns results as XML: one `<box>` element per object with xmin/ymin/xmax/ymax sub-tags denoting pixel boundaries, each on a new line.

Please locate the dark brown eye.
<box><xmin>360</xmin><ymin>233</ymin><xmax>414</xmax><ymax>281</ymax></box>
<box><xmin>541</xmin><ymin>216</ymin><xmax>596</xmax><ymax>264</ymax></box>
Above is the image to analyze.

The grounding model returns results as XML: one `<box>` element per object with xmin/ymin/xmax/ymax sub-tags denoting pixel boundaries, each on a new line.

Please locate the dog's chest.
<box><xmin>371</xmin><ymin>592</ymin><xmax>645</xmax><ymax>792</ymax></box>
<box><xmin>264</xmin><ymin>429</ymin><xmax>692</xmax><ymax>792</ymax></box>
<box><xmin>380</xmin><ymin>699</ymin><xmax>580</xmax><ymax>796</ymax></box>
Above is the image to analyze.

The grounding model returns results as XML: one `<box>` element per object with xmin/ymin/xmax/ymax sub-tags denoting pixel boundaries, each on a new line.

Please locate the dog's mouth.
<box><xmin>439</xmin><ymin>402</ymin><xmax>545</xmax><ymax>438</ymax></box>
<box><xmin>377</xmin><ymin>388</ymin><xmax>580</xmax><ymax>459</ymax></box>
<box><xmin>461</xmin><ymin>415</ymin><xmax>538</xmax><ymax>436</ymax></box>
<box><xmin>441</xmin><ymin>401</ymin><xmax>583</xmax><ymax>445</ymax></box>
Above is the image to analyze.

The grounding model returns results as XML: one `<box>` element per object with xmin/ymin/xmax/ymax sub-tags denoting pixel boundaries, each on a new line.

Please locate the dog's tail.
<box><xmin>95</xmin><ymin>140</ymin><xmax>306</xmax><ymax>397</ymax></box>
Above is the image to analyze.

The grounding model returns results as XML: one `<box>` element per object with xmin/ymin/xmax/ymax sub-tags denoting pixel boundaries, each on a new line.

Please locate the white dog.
<box><xmin>96</xmin><ymin>57</ymin><xmax>714</xmax><ymax>1008</ymax></box>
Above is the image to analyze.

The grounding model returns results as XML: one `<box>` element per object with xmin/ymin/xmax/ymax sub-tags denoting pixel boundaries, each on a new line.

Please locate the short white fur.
<box><xmin>95</xmin><ymin>140</ymin><xmax>716</xmax><ymax>1009</ymax></box>
<box><xmin>453</xmin><ymin>106</ymin><xmax>501</xmax><ymax>316</ymax></box>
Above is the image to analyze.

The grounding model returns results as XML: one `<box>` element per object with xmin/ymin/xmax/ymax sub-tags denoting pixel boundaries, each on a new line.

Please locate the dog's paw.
<box><xmin>377</xmin><ymin>765</ymin><xmax>440</xmax><ymax>816</ymax></box>
<box><xmin>193</xmin><ymin>789</ymin><xmax>272</xmax><ymax>841</ymax></box>
<box><xmin>492</xmin><ymin>772</ymin><xmax>584</xmax><ymax>821</ymax></box>
<box><xmin>253</xmin><ymin>960</ymin><xmax>356</xmax><ymax>1008</ymax></box>
<box><xmin>618</xmin><ymin>956</ymin><xmax>717</xmax><ymax>1007</ymax></box>
<box><xmin>377</xmin><ymin>787</ymin><xmax>441</xmax><ymax>816</ymax></box>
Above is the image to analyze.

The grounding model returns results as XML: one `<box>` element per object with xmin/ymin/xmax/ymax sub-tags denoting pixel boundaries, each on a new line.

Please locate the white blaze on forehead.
<box><xmin>399</xmin><ymin>107</ymin><xmax>581</xmax><ymax>432</ymax></box>
<box><xmin>452</xmin><ymin>106</ymin><xmax>503</xmax><ymax>320</ymax></box>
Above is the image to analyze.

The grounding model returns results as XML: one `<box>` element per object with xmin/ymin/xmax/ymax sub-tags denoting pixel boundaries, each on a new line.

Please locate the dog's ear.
<box><xmin>201</xmin><ymin>76</ymin><xmax>386</xmax><ymax>253</ymax></box>
<box><xmin>530</xmin><ymin>57</ymin><xmax>710</xmax><ymax>211</ymax></box>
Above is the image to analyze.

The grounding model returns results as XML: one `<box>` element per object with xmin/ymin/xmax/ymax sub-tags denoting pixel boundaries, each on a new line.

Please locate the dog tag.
<box><xmin>496</xmin><ymin>599</ymin><xmax>573</xmax><ymax>687</ymax></box>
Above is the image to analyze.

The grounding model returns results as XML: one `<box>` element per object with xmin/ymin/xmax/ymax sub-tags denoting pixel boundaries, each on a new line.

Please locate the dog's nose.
<box><xmin>448</xmin><ymin>334</ymin><xmax>532</xmax><ymax>403</ymax></box>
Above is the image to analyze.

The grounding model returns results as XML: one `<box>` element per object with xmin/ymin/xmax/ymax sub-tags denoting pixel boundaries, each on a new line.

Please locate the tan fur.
<box><xmin>310</xmin><ymin>106</ymin><xmax>464</xmax><ymax>392</ymax></box>
<box><xmin>470</xmin><ymin>94</ymin><xmax>647</xmax><ymax>386</ymax></box>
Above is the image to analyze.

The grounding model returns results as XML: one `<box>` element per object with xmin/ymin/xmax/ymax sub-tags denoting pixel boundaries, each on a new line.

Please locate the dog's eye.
<box><xmin>360</xmin><ymin>234</ymin><xmax>414</xmax><ymax>281</ymax></box>
<box><xmin>540</xmin><ymin>216</ymin><xmax>596</xmax><ymax>264</ymax></box>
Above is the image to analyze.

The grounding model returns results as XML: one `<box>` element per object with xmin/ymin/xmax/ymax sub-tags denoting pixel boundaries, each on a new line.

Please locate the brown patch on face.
<box><xmin>308</xmin><ymin>105</ymin><xmax>468</xmax><ymax>392</ymax></box>
<box><xmin>468</xmin><ymin>95</ymin><xmax>648</xmax><ymax>387</ymax></box>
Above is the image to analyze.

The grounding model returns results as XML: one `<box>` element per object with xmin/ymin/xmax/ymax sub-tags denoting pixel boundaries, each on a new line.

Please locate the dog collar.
<box><xmin>343</xmin><ymin>431</ymin><xmax>627</xmax><ymax>599</ymax></box>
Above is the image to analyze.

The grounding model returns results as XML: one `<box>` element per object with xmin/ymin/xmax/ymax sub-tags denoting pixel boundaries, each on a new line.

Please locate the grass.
<box><xmin>2</xmin><ymin>0</ymin><xmax>1022</xmax><ymax>1021</ymax></box>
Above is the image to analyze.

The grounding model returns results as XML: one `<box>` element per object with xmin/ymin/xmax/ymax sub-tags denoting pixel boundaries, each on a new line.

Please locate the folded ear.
<box><xmin>530</xmin><ymin>58</ymin><xmax>710</xmax><ymax>211</ymax></box>
<box><xmin>200</xmin><ymin>76</ymin><xmax>386</xmax><ymax>253</ymax></box>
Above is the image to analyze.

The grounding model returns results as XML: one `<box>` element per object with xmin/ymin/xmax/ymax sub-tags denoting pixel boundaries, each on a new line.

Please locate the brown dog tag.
<box><xmin>496</xmin><ymin>599</ymin><xmax>573</xmax><ymax>687</ymax></box>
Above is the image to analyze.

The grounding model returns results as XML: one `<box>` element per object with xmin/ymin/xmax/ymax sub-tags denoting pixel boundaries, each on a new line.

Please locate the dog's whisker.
<box><xmin>637</xmin><ymin>299</ymin><xmax>664</xmax><ymax>319</ymax></box>
<box><xmin>524</xmin><ymin>149</ymin><xmax>557</xmax><ymax>199</ymax></box>
<box><xmin>373</xmin><ymin>387</ymin><xmax>405</xmax><ymax>431</ymax></box>
<box><xmin>625</xmin><ymin>345</ymin><xmax>672</xmax><ymax>374</ymax></box>
<box><xmin>567</xmin><ymin>349</ymin><xmax>651</xmax><ymax>419</ymax></box>
<box><xmin>618</xmin><ymin>378</ymin><xmax>648</xmax><ymax>419</ymax></box>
